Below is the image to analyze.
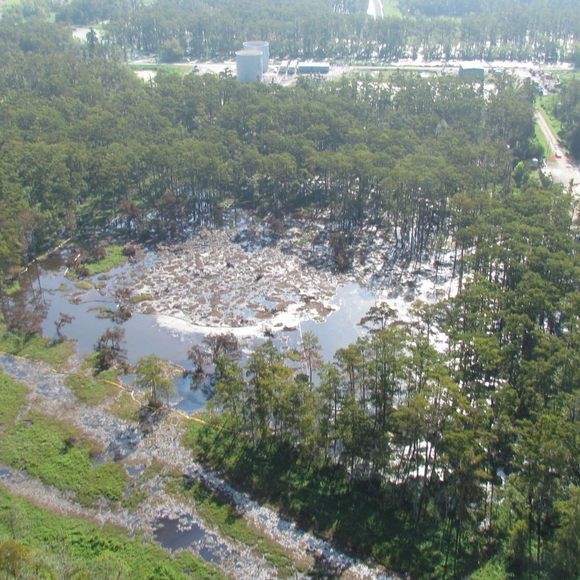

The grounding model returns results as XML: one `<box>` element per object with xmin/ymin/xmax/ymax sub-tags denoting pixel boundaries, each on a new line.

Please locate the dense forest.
<box><xmin>0</xmin><ymin>17</ymin><xmax>543</xmax><ymax>277</ymax></box>
<box><xmin>4</xmin><ymin>0</ymin><xmax>579</xmax><ymax>63</ymax></box>
<box><xmin>553</xmin><ymin>77</ymin><xmax>580</xmax><ymax>159</ymax></box>
<box><xmin>194</xmin><ymin>177</ymin><xmax>578</xmax><ymax>577</ymax></box>
<box><xmin>0</xmin><ymin>8</ymin><xmax>578</xmax><ymax>580</ymax></box>
<box><xmin>87</xmin><ymin>0</ymin><xmax>580</xmax><ymax>62</ymax></box>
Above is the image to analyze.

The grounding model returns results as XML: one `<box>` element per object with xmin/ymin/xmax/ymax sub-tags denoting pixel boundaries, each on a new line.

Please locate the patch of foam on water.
<box><xmin>155</xmin><ymin>298</ymin><xmax>337</xmax><ymax>340</ymax></box>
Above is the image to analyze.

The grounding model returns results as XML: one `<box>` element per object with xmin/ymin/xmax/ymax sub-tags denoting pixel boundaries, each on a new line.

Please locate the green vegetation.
<box><xmin>132</xmin><ymin>293</ymin><xmax>154</xmax><ymax>303</ymax></box>
<box><xmin>548</xmin><ymin>77</ymin><xmax>580</xmax><ymax>159</ymax></box>
<box><xmin>73</xmin><ymin>279</ymin><xmax>92</xmax><ymax>290</ymax></box>
<box><xmin>84</xmin><ymin>245</ymin><xmax>126</xmax><ymax>276</ymax></box>
<box><xmin>184</xmin><ymin>180</ymin><xmax>579</xmax><ymax>578</ymax></box>
<box><xmin>54</xmin><ymin>0</ymin><xmax>578</xmax><ymax>64</ymax></box>
<box><xmin>166</xmin><ymin>467</ymin><xmax>297</xmax><ymax>576</ymax></box>
<box><xmin>108</xmin><ymin>392</ymin><xmax>141</xmax><ymax>423</ymax></box>
<box><xmin>534</xmin><ymin>119</ymin><xmax>549</xmax><ymax>156</ymax></box>
<box><xmin>0</xmin><ymin>413</ymin><xmax>127</xmax><ymax>506</ymax></box>
<box><xmin>135</xmin><ymin>354</ymin><xmax>175</xmax><ymax>406</ymax></box>
<box><xmin>381</xmin><ymin>0</ymin><xmax>403</xmax><ymax>18</ymax></box>
<box><xmin>0</xmin><ymin>9</ymin><xmax>578</xmax><ymax>579</ymax></box>
<box><xmin>553</xmin><ymin>70</ymin><xmax>580</xmax><ymax>84</ymax></box>
<box><xmin>0</xmin><ymin>488</ymin><xmax>220</xmax><ymax>579</ymax></box>
<box><xmin>66</xmin><ymin>370</ymin><xmax>119</xmax><ymax>405</ymax></box>
<box><xmin>537</xmin><ymin>95</ymin><xmax>563</xmax><ymax>136</ymax></box>
<box><xmin>0</xmin><ymin>371</ymin><xmax>27</xmax><ymax>426</ymax></box>
<box><xmin>188</xmin><ymin>421</ymin><xmax>432</xmax><ymax>574</ymax></box>
<box><xmin>0</xmin><ymin>18</ymin><xmax>542</xmax><ymax>273</ymax></box>
<box><xmin>129</xmin><ymin>63</ymin><xmax>192</xmax><ymax>76</ymax></box>
<box><xmin>121</xmin><ymin>488</ymin><xmax>148</xmax><ymax>511</ymax></box>
<box><xmin>0</xmin><ymin>0</ymin><xmax>23</xmax><ymax>15</ymax></box>
<box><xmin>3</xmin><ymin>280</ymin><xmax>20</xmax><ymax>296</ymax></box>
<box><xmin>0</xmin><ymin>330</ymin><xmax>73</xmax><ymax>370</ymax></box>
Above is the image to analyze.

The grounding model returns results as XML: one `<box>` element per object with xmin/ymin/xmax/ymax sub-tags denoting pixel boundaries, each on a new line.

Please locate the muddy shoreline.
<box><xmin>0</xmin><ymin>353</ymin><xmax>391</xmax><ymax>578</ymax></box>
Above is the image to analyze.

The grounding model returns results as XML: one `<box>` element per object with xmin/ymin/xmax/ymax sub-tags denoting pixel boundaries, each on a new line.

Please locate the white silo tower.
<box><xmin>235</xmin><ymin>49</ymin><xmax>263</xmax><ymax>82</ymax></box>
<box><xmin>243</xmin><ymin>41</ymin><xmax>269</xmax><ymax>72</ymax></box>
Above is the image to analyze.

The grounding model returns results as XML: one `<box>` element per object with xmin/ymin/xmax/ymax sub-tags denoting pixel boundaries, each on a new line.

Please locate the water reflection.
<box><xmin>302</xmin><ymin>282</ymin><xmax>376</xmax><ymax>360</ymax></box>
<box><xmin>13</xmin><ymin>253</ymin><xmax>375</xmax><ymax>413</ymax></box>
<box><xmin>154</xmin><ymin>516</ymin><xmax>225</xmax><ymax>562</ymax></box>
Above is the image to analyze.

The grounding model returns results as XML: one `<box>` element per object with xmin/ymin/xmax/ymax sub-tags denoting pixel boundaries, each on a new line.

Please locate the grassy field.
<box><xmin>0</xmin><ymin>488</ymin><xmax>220</xmax><ymax>579</ymax></box>
<box><xmin>0</xmin><ymin>371</ymin><xmax>28</xmax><ymax>426</ymax></box>
<box><xmin>85</xmin><ymin>244</ymin><xmax>126</xmax><ymax>275</ymax></box>
<box><xmin>0</xmin><ymin>413</ymin><xmax>127</xmax><ymax>506</ymax></box>
<box><xmin>108</xmin><ymin>391</ymin><xmax>141</xmax><ymax>422</ymax></box>
<box><xmin>544</xmin><ymin>69</ymin><xmax>579</xmax><ymax>84</ymax></box>
<box><xmin>129</xmin><ymin>63</ymin><xmax>195</xmax><ymax>78</ymax></box>
<box><xmin>0</xmin><ymin>330</ymin><xmax>74</xmax><ymax>370</ymax></box>
<box><xmin>66</xmin><ymin>370</ymin><xmax>119</xmax><ymax>406</ymax></box>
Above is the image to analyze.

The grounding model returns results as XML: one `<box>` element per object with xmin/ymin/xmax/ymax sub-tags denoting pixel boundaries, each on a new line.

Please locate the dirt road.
<box><xmin>535</xmin><ymin>108</ymin><xmax>580</xmax><ymax>199</ymax></box>
<box><xmin>367</xmin><ymin>0</ymin><xmax>384</xmax><ymax>19</ymax></box>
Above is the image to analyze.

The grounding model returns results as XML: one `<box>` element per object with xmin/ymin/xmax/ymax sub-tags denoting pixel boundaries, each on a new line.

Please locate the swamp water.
<box><xmin>16</xmin><ymin>251</ymin><xmax>378</xmax><ymax>413</ymax></box>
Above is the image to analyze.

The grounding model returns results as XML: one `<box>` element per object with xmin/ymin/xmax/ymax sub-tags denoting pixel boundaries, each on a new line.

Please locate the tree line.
<box><xmin>0</xmin><ymin>18</ymin><xmax>543</xmax><ymax>280</ymax></box>
<box><xmin>0</xmin><ymin>13</ymin><xmax>577</xmax><ymax>580</ymax></box>
<box><xmin>553</xmin><ymin>77</ymin><xmax>580</xmax><ymax>159</ymax></box>
<box><xmin>199</xmin><ymin>178</ymin><xmax>578</xmax><ymax>578</ymax></box>
<box><xmin>40</xmin><ymin>0</ymin><xmax>579</xmax><ymax>64</ymax></box>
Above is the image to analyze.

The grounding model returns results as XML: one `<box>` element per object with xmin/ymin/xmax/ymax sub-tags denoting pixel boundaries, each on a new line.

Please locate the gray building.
<box><xmin>459</xmin><ymin>66</ymin><xmax>485</xmax><ymax>81</ymax></box>
<box><xmin>242</xmin><ymin>41</ymin><xmax>269</xmax><ymax>72</ymax></box>
<box><xmin>297</xmin><ymin>61</ymin><xmax>330</xmax><ymax>75</ymax></box>
<box><xmin>236</xmin><ymin>49</ymin><xmax>263</xmax><ymax>82</ymax></box>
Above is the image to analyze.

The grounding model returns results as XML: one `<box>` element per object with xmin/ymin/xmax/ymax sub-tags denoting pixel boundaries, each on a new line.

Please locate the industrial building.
<box><xmin>297</xmin><ymin>61</ymin><xmax>330</xmax><ymax>75</ymax></box>
<box><xmin>236</xmin><ymin>49</ymin><xmax>263</xmax><ymax>82</ymax></box>
<box><xmin>459</xmin><ymin>65</ymin><xmax>485</xmax><ymax>81</ymax></box>
<box><xmin>242</xmin><ymin>41</ymin><xmax>269</xmax><ymax>72</ymax></box>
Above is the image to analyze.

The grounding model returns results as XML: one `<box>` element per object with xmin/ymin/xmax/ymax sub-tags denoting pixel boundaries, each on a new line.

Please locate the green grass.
<box><xmin>0</xmin><ymin>413</ymin><xmax>127</xmax><ymax>506</ymax></box>
<box><xmin>108</xmin><ymin>392</ymin><xmax>141</xmax><ymax>422</ymax></box>
<box><xmin>85</xmin><ymin>245</ymin><xmax>126</xmax><ymax>276</ymax></box>
<box><xmin>129</xmin><ymin>63</ymin><xmax>194</xmax><ymax>77</ymax></box>
<box><xmin>544</xmin><ymin>69</ymin><xmax>580</xmax><ymax>84</ymax></box>
<box><xmin>0</xmin><ymin>371</ymin><xmax>28</xmax><ymax>427</ymax></box>
<box><xmin>132</xmin><ymin>293</ymin><xmax>154</xmax><ymax>303</ymax></box>
<box><xmin>74</xmin><ymin>280</ymin><xmax>93</xmax><ymax>290</ymax></box>
<box><xmin>0</xmin><ymin>330</ymin><xmax>73</xmax><ymax>370</ymax></box>
<box><xmin>0</xmin><ymin>488</ymin><xmax>220</xmax><ymax>579</ymax></box>
<box><xmin>537</xmin><ymin>95</ymin><xmax>563</xmax><ymax>136</ymax></box>
<box><xmin>121</xmin><ymin>488</ymin><xmax>148</xmax><ymax>511</ymax></box>
<box><xmin>534</xmin><ymin>122</ymin><xmax>549</xmax><ymax>157</ymax></box>
<box><xmin>66</xmin><ymin>371</ymin><xmax>119</xmax><ymax>406</ymax></box>
<box><xmin>166</xmin><ymin>473</ymin><xmax>298</xmax><ymax>576</ymax></box>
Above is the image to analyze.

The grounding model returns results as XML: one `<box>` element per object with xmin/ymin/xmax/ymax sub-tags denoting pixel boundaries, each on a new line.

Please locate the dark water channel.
<box><xmin>154</xmin><ymin>516</ymin><xmax>225</xmax><ymax>563</ymax></box>
<box><xmin>14</xmin><ymin>250</ymin><xmax>375</xmax><ymax>413</ymax></box>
